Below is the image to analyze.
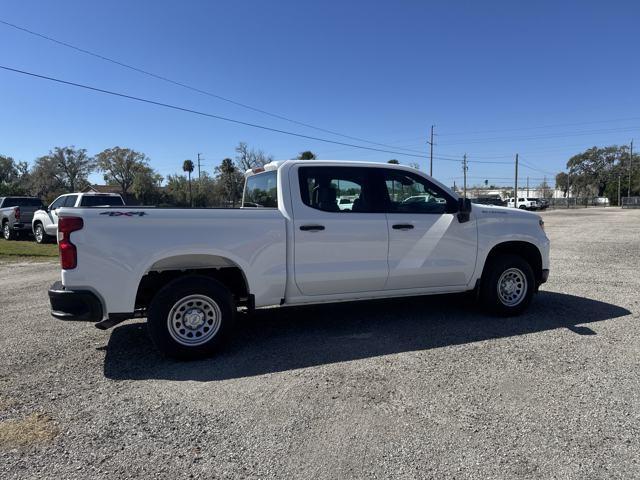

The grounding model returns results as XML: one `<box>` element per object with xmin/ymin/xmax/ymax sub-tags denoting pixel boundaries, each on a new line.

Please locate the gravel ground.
<box><xmin>1</xmin><ymin>208</ymin><xmax>639</xmax><ymax>479</ymax></box>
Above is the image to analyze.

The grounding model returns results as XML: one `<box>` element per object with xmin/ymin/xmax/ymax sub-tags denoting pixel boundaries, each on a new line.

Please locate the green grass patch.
<box><xmin>0</xmin><ymin>240</ymin><xmax>59</xmax><ymax>258</ymax></box>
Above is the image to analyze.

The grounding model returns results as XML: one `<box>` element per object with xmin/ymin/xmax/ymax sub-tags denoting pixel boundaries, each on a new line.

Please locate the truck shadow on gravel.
<box><xmin>103</xmin><ymin>291</ymin><xmax>630</xmax><ymax>381</ymax></box>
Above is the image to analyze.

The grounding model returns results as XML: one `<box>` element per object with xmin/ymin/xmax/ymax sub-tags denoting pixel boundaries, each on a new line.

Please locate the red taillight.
<box><xmin>58</xmin><ymin>216</ymin><xmax>83</xmax><ymax>270</ymax></box>
<box><xmin>14</xmin><ymin>206</ymin><xmax>20</xmax><ymax>221</ymax></box>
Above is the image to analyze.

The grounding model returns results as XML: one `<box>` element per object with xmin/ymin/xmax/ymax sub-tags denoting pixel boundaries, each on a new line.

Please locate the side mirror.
<box><xmin>457</xmin><ymin>197</ymin><xmax>472</xmax><ymax>223</ymax></box>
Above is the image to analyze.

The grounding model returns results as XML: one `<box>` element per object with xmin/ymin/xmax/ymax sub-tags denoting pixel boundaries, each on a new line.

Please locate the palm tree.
<box><xmin>297</xmin><ymin>151</ymin><xmax>317</xmax><ymax>160</ymax></box>
<box><xmin>183</xmin><ymin>159</ymin><xmax>194</xmax><ymax>206</ymax></box>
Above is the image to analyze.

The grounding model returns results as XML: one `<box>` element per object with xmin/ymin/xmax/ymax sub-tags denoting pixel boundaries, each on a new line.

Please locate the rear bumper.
<box><xmin>11</xmin><ymin>222</ymin><xmax>29</xmax><ymax>230</ymax></box>
<box><xmin>48</xmin><ymin>281</ymin><xmax>103</xmax><ymax>322</ymax></box>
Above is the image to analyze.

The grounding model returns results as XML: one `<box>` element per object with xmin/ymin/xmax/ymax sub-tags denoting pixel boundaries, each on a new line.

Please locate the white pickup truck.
<box><xmin>506</xmin><ymin>197</ymin><xmax>538</xmax><ymax>210</ymax></box>
<box><xmin>32</xmin><ymin>192</ymin><xmax>124</xmax><ymax>243</ymax></box>
<box><xmin>48</xmin><ymin>161</ymin><xmax>550</xmax><ymax>359</ymax></box>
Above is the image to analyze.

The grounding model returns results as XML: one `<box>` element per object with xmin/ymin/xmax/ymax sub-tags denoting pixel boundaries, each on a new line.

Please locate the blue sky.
<box><xmin>1</xmin><ymin>0</ymin><xmax>638</xmax><ymax>188</ymax></box>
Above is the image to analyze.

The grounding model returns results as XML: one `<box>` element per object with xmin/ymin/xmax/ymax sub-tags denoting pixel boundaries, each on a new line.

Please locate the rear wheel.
<box><xmin>480</xmin><ymin>254</ymin><xmax>535</xmax><ymax>316</ymax></box>
<box><xmin>147</xmin><ymin>275</ymin><xmax>235</xmax><ymax>360</ymax></box>
<box><xmin>2</xmin><ymin>222</ymin><xmax>15</xmax><ymax>240</ymax></box>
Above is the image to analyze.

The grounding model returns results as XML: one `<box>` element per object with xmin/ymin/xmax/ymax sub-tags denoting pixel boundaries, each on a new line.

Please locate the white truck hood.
<box><xmin>472</xmin><ymin>203</ymin><xmax>541</xmax><ymax>220</ymax></box>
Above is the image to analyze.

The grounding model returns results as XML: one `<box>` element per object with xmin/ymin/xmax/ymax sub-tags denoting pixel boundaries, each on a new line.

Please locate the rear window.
<box><xmin>243</xmin><ymin>171</ymin><xmax>278</xmax><ymax>208</ymax></box>
<box><xmin>80</xmin><ymin>195</ymin><xmax>125</xmax><ymax>207</ymax></box>
<box><xmin>3</xmin><ymin>197</ymin><xmax>42</xmax><ymax>207</ymax></box>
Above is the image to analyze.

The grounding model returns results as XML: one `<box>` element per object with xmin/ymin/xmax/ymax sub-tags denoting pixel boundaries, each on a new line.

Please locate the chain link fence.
<box><xmin>548</xmin><ymin>197</ymin><xmax>611</xmax><ymax>208</ymax></box>
<box><xmin>622</xmin><ymin>197</ymin><xmax>640</xmax><ymax>208</ymax></box>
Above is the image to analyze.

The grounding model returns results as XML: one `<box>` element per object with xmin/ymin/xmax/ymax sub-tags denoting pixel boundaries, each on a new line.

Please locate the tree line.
<box><xmin>0</xmin><ymin>142</ymin><xmax>320</xmax><ymax>207</ymax></box>
<box><xmin>555</xmin><ymin>145</ymin><xmax>640</xmax><ymax>203</ymax></box>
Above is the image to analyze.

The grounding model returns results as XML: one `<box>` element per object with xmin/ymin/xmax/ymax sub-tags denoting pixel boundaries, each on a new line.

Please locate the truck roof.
<box><xmin>244</xmin><ymin>159</ymin><xmax>458</xmax><ymax>198</ymax></box>
<box><xmin>246</xmin><ymin>159</ymin><xmax>431</xmax><ymax>175</ymax></box>
<box><xmin>58</xmin><ymin>192</ymin><xmax>122</xmax><ymax>196</ymax></box>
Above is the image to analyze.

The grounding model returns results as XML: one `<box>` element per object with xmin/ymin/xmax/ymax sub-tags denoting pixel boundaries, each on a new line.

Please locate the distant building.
<box><xmin>81</xmin><ymin>184</ymin><xmax>122</xmax><ymax>194</ymax></box>
<box><xmin>81</xmin><ymin>184</ymin><xmax>138</xmax><ymax>204</ymax></box>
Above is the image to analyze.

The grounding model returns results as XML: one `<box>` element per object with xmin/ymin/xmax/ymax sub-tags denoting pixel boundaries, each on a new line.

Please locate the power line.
<box><xmin>438</xmin><ymin>116</ymin><xmax>640</xmax><ymax>136</ymax></box>
<box><xmin>0</xmin><ymin>18</ymin><xmax>427</xmax><ymax>156</ymax></box>
<box><xmin>518</xmin><ymin>160</ymin><xmax>557</xmax><ymax>176</ymax></box>
<box><xmin>438</xmin><ymin>125</ymin><xmax>640</xmax><ymax>146</ymax></box>
<box><xmin>0</xmin><ymin>64</ymin><xmax>446</xmax><ymax>160</ymax></box>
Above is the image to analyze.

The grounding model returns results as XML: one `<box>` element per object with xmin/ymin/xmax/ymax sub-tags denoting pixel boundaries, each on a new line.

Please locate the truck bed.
<box><xmin>58</xmin><ymin>207</ymin><xmax>287</xmax><ymax>315</ymax></box>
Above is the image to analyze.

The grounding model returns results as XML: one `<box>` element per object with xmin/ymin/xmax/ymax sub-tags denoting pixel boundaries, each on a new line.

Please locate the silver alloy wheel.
<box><xmin>35</xmin><ymin>225</ymin><xmax>44</xmax><ymax>243</ymax></box>
<box><xmin>167</xmin><ymin>294</ymin><xmax>222</xmax><ymax>347</ymax></box>
<box><xmin>3</xmin><ymin>224</ymin><xmax>9</xmax><ymax>240</ymax></box>
<box><xmin>497</xmin><ymin>267</ymin><xmax>527</xmax><ymax>306</ymax></box>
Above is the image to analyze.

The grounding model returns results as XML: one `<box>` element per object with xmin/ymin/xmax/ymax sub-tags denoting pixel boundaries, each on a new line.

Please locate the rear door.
<box><xmin>291</xmin><ymin>165</ymin><xmax>389</xmax><ymax>296</ymax></box>
<box><xmin>381</xmin><ymin>168</ymin><xmax>477</xmax><ymax>289</ymax></box>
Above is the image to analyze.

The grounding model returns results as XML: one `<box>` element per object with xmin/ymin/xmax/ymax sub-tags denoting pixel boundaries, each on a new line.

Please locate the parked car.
<box><xmin>528</xmin><ymin>198</ymin><xmax>549</xmax><ymax>210</ymax></box>
<box><xmin>472</xmin><ymin>196</ymin><xmax>506</xmax><ymax>207</ymax></box>
<box><xmin>0</xmin><ymin>196</ymin><xmax>45</xmax><ymax>240</ymax></box>
<box><xmin>32</xmin><ymin>192</ymin><xmax>124</xmax><ymax>243</ymax></box>
<box><xmin>506</xmin><ymin>197</ymin><xmax>538</xmax><ymax>210</ymax></box>
<box><xmin>48</xmin><ymin>160</ymin><xmax>550</xmax><ymax>359</ymax></box>
<box><xmin>337</xmin><ymin>197</ymin><xmax>354</xmax><ymax>211</ymax></box>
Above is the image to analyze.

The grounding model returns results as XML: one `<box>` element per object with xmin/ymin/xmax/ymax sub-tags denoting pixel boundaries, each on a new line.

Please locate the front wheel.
<box><xmin>480</xmin><ymin>254</ymin><xmax>535</xmax><ymax>316</ymax></box>
<box><xmin>33</xmin><ymin>223</ymin><xmax>51</xmax><ymax>244</ymax></box>
<box><xmin>147</xmin><ymin>275</ymin><xmax>235</xmax><ymax>360</ymax></box>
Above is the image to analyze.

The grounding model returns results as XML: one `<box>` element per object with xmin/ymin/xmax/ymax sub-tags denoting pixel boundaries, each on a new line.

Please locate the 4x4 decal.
<box><xmin>99</xmin><ymin>211</ymin><xmax>147</xmax><ymax>217</ymax></box>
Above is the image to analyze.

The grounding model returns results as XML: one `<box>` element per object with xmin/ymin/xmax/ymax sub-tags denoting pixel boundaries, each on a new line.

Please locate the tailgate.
<box><xmin>20</xmin><ymin>207</ymin><xmax>38</xmax><ymax>224</ymax></box>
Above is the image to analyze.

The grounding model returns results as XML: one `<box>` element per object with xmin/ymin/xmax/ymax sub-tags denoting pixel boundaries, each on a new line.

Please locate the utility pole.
<box><xmin>567</xmin><ymin>170</ymin><xmax>570</xmax><ymax>208</ymax></box>
<box><xmin>462</xmin><ymin>154</ymin><xmax>468</xmax><ymax>198</ymax></box>
<box><xmin>197</xmin><ymin>153</ymin><xmax>202</xmax><ymax>180</ymax></box>
<box><xmin>527</xmin><ymin>176</ymin><xmax>530</xmax><ymax>197</ymax></box>
<box><xmin>628</xmin><ymin>140</ymin><xmax>633</xmax><ymax>198</ymax></box>
<box><xmin>514</xmin><ymin>153</ymin><xmax>519</xmax><ymax>208</ymax></box>
<box><xmin>618</xmin><ymin>174</ymin><xmax>622</xmax><ymax>207</ymax></box>
<box><xmin>427</xmin><ymin>125</ymin><xmax>435</xmax><ymax>176</ymax></box>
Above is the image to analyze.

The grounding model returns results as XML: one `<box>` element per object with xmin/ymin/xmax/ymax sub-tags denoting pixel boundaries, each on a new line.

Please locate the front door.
<box><xmin>292</xmin><ymin>165</ymin><xmax>389</xmax><ymax>296</ymax></box>
<box><xmin>381</xmin><ymin>169</ymin><xmax>477</xmax><ymax>289</ymax></box>
<box><xmin>45</xmin><ymin>195</ymin><xmax>67</xmax><ymax>235</ymax></box>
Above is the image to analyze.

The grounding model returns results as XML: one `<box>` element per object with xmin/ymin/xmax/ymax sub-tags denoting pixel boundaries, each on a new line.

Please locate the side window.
<box><xmin>243</xmin><ymin>171</ymin><xmax>278</xmax><ymax>208</ymax></box>
<box><xmin>298</xmin><ymin>166</ymin><xmax>380</xmax><ymax>213</ymax></box>
<box><xmin>63</xmin><ymin>195</ymin><xmax>78</xmax><ymax>207</ymax></box>
<box><xmin>382</xmin><ymin>169</ymin><xmax>454</xmax><ymax>214</ymax></box>
<box><xmin>49</xmin><ymin>196</ymin><xmax>66</xmax><ymax>210</ymax></box>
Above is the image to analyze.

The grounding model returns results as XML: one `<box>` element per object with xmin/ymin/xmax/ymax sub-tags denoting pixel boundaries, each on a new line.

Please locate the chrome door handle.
<box><xmin>392</xmin><ymin>224</ymin><xmax>414</xmax><ymax>230</ymax></box>
<box><xmin>300</xmin><ymin>224</ymin><xmax>325</xmax><ymax>232</ymax></box>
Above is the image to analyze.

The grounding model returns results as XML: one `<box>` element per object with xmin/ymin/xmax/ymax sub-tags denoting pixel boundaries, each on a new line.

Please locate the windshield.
<box><xmin>80</xmin><ymin>195</ymin><xmax>124</xmax><ymax>207</ymax></box>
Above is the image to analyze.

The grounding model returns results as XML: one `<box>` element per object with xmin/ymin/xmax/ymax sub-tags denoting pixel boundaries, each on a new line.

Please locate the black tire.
<box><xmin>147</xmin><ymin>275</ymin><xmax>235</xmax><ymax>360</ymax></box>
<box><xmin>480</xmin><ymin>254</ymin><xmax>535</xmax><ymax>316</ymax></box>
<box><xmin>33</xmin><ymin>223</ymin><xmax>51</xmax><ymax>244</ymax></box>
<box><xmin>518</xmin><ymin>205</ymin><xmax>527</xmax><ymax>210</ymax></box>
<box><xmin>2</xmin><ymin>221</ymin><xmax>16</xmax><ymax>240</ymax></box>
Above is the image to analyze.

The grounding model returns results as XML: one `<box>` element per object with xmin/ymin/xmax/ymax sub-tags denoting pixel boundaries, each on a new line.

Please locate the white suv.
<box><xmin>32</xmin><ymin>192</ymin><xmax>124</xmax><ymax>243</ymax></box>
<box><xmin>506</xmin><ymin>197</ymin><xmax>538</xmax><ymax>210</ymax></box>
